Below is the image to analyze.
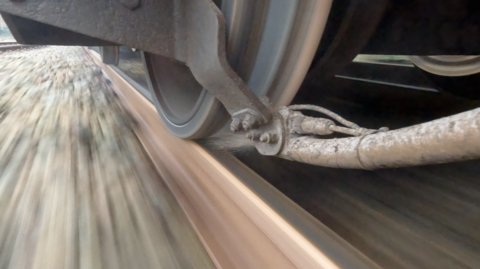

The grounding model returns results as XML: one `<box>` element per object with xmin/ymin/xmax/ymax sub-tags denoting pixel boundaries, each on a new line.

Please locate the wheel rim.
<box><xmin>144</xmin><ymin>0</ymin><xmax>332</xmax><ymax>138</ymax></box>
<box><xmin>143</xmin><ymin>55</ymin><xmax>207</xmax><ymax>126</ymax></box>
<box><xmin>409</xmin><ymin>55</ymin><xmax>480</xmax><ymax>77</ymax></box>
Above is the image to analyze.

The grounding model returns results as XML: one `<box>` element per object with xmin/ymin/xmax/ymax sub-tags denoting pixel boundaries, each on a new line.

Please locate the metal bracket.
<box><xmin>0</xmin><ymin>0</ymin><xmax>272</xmax><ymax>128</ymax></box>
<box><xmin>185</xmin><ymin>0</ymin><xmax>271</xmax><ymax>125</ymax></box>
<box><xmin>247</xmin><ymin>112</ymin><xmax>286</xmax><ymax>156</ymax></box>
<box><xmin>100</xmin><ymin>46</ymin><xmax>119</xmax><ymax>66</ymax></box>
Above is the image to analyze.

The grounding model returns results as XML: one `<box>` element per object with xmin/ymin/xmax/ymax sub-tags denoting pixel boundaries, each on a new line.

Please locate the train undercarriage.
<box><xmin>2</xmin><ymin>0</ymin><xmax>480</xmax><ymax>169</ymax></box>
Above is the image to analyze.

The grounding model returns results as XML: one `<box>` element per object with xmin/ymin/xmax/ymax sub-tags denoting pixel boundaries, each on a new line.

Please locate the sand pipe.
<box><xmin>279</xmin><ymin>107</ymin><xmax>480</xmax><ymax>169</ymax></box>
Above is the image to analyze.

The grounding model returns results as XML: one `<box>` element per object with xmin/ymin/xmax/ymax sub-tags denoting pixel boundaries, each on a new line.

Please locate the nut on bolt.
<box><xmin>230</xmin><ymin>118</ymin><xmax>241</xmax><ymax>133</ymax></box>
<box><xmin>260</xmin><ymin>132</ymin><xmax>277</xmax><ymax>143</ymax></box>
<box><xmin>242</xmin><ymin>114</ymin><xmax>256</xmax><ymax>131</ymax></box>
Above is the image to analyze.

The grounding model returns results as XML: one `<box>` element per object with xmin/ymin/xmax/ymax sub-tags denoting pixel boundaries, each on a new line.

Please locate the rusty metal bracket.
<box><xmin>250</xmin><ymin>112</ymin><xmax>286</xmax><ymax>156</ymax></box>
<box><xmin>185</xmin><ymin>0</ymin><xmax>271</xmax><ymax>127</ymax></box>
<box><xmin>0</xmin><ymin>0</ymin><xmax>272</xmax><ymax>129</ymax></box>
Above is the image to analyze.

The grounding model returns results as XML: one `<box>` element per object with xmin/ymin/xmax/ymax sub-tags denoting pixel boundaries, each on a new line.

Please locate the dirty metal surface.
<box><xmin>280</xmin><ymin>107</ymin><xmax>480</xmax><ymax>169</ymax></box>
<box><xmin>0</xmin><ymin>0</ymin><xmax>182</xmax><ymax>59</ymax></box>
<box><xmin>1</xmin><ymin>13</ymin><xmax>117</xmax><ymax>46</ymax></box>
<box><xmin>252</xmin><ymin>112</ymin><xmax>285</xmax><ymax>156</ymax></box>
<box><xmin>0</xmin><ymin>0</ymin><xmax>271</xmax><ymax>123</ymax></box>
<box><xmin>0</xmin><ymin>46</ymin><xmax>214</xmax><ymax>269</ymax></box>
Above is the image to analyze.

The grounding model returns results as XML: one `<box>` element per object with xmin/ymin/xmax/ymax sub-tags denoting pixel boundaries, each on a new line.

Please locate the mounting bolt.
<box><xmin>242</xmin><ymin>114</ymin><xmax>256</xmax><ymax>131</ymax></box>
<box><xmin>230</xmin><ymin>118</ymin><xmax>241</xmax><ymax>133</ymax></box>
<box><xmin>260</xmin><ymin>132</ymin><xmax>277</xmax><ymax>143</ymax></box>
<box><xmin>121</xmin><ymin>0</ymin><xmax>140</xmax><ymax>9</ymax></box>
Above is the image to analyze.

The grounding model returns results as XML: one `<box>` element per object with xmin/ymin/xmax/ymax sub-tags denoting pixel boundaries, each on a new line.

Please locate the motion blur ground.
<box><xmin>0</xmin><ymin>46</ymin><xmax>214</xmax><ymax>269</ymax></box>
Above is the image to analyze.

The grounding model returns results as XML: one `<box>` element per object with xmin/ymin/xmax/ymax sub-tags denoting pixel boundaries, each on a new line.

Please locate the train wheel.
<box><xmin>410</xmin><ymin>56</ymin><xmax>480</xmax><ymax>99</ymax></box>
<box><xmin>143</xmin><ymin>0</ymin><xmax>332</xmax><ymax>139</ymax></box>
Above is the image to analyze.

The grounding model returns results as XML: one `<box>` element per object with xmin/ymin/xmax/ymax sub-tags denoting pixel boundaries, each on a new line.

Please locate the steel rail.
<box><xmin>86</xmin><ymin>48</ymin><xmax>380</xmax><ymax>269</ymax></box>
